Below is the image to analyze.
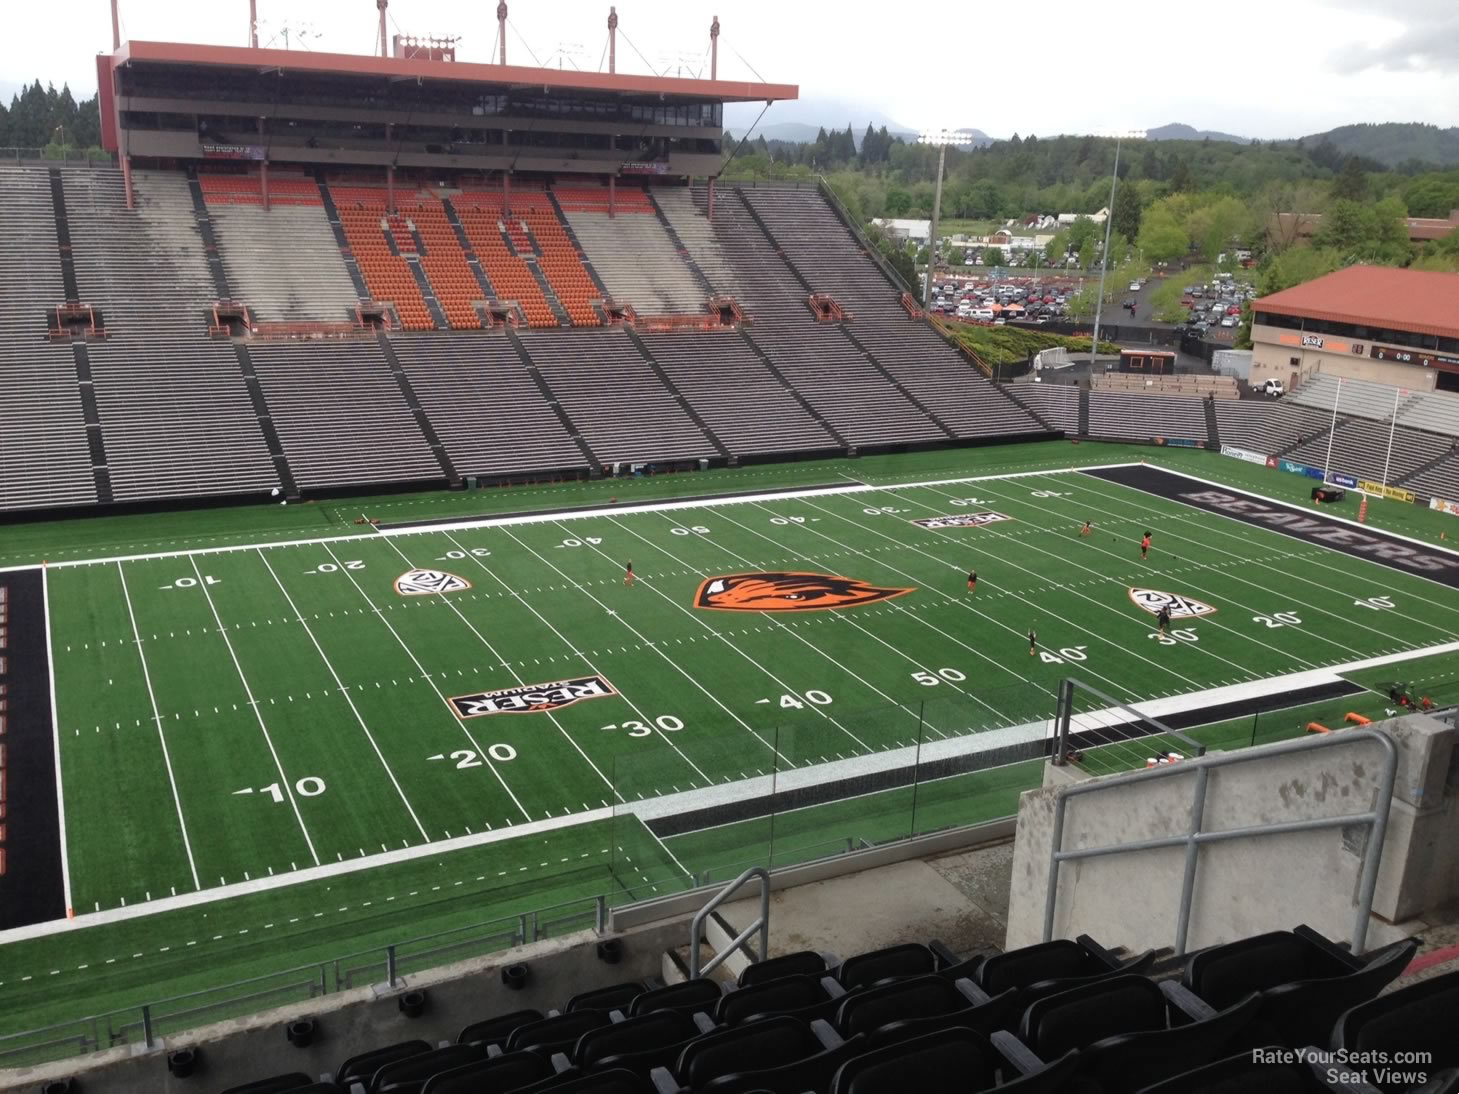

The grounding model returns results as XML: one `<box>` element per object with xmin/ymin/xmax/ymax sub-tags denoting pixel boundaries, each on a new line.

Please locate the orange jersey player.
<box><xmin>1141</xmin><ymin>531</ymin><xmax>1152</xmax><ymax>560</ymax></box>
<box><xmin>625</xmin><ymin>560</ymin><xmax>634</xmax><ymax>587</ymax></box>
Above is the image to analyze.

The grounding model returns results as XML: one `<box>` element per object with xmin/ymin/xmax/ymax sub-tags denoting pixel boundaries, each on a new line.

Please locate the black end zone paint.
<box><xmin>1082</xmin><ymin>465</ymin><xmax>1459</xmax><ymax>591</ymax></box>
<box><xmin>0</xmin><ymin>568</ymin><xmax>66</xmax><ymax>929</ymax></box>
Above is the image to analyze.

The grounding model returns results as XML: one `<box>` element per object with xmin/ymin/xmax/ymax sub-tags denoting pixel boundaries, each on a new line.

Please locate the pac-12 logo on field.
<box><xmin>448</xmin><ymin>675</ymin><xmax>618</xmax><ymax>719</ymax></box>
<box><xmin>1128</xmin><ymin>588</ymin><xmax>1217</xmax><ymax>619</ymax></box>
<box><xmin>395</xmin><ymin>569</ymin><xmax>472</xmax><ymax>596</ymax></box>
<box><xmin>910</xmin><ymin>512</ymin><xmax>1014</xmax><ymax>531</ymax></box>
<box><xmin>695</xmin><ymin>572</ymin><xmax>914</xmax><ymax>611</ymax></box>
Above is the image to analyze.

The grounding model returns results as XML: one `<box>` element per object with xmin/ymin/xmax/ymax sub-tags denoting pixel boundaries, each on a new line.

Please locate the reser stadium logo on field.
<box><xmin>395</xmin><ymin>569</ymin><xmax>472</xmax><ymax>595</ymax></box>
<box><xmin>449</xmin><ymin>676</ymin><xmax>619</xmax><ymax>719</ymax></box>
<box><xmin>909</xmin><ymin>512</ymin><xmax>1014</xmax><ymax>530</ymax></box>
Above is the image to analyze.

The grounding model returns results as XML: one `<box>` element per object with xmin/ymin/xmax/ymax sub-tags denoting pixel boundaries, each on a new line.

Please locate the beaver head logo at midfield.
<box><xmin>694</xmin><ymin>572</ymin><xmax>914</xmax><ymax>612</ymax></box>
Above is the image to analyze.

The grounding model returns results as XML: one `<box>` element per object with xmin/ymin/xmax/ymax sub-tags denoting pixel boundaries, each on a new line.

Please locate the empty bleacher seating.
<box><xmin>453</xmin><ymin>191</ymin><xmax>559</xmax><ymax>329</ymax></box>
<box><xmin>1089</xmin><ymin>390</ymin><xmax>1210</xmax><ymax>443</ymax></box>
<box><xmin>65</xmin><ymin>168</ymin><xmax>278</xmax><ymax>500</ymax></box>
<box><xmin>0</xmin><ymin>165</ymin><xmax>95</xmax><ymax>510</ymax></box>
<box><xmin>329</xmin><ymin>185</ymin><xmax>435</xmax><ymax>332</ymax></box>
<box><xmin>204</xmin><ymin>177</ymin><xmax>361</xmax><ymax>324</ymax></box>
<box><xmin>652</xmin><ymin>187</ymin><xmax>744</xmax><ymax>298</ymax></box>
<box><xmin>522</xmin><ymin>329</ymin><xmax>714</xmax><ymax>464</ymax></box>
<box><xmin>561</xmin><ymin>188</ymin><xmax>706</xmax><ymax>314</ymax></box>
<box><xmin>216</xmin><ymin>923</ymin><xmax>1435</xmax><ymax>1094</ymax></box>
<box><xmin>249</xmin><ymin>339</ymin><xmax>439</xmax><ymax>489</ymax></box>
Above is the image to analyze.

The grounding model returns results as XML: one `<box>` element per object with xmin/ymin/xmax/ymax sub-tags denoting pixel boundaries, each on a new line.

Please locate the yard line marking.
<box><xmin>3</xmin><ymin>462</ymin><xmax>1147</xmax><ymax>574</ymax></box>
<box><xmin>1000</xmin><ymin>474</ymin><xmax>1414</xmax><ymax>654</ymax></box>
<box><xmin>640</xmin><ymin>509</ymin><xmax>970</xmax><ymax>735</ymax></box>
<box><xmin>718</xmin><ymin>505</ymin><xmax>1039</xmax><ymax>723</ymax></box>
<box><xmin>599</xmin><ymin>516</ymin><xmax>877</xmax><ymax>753</ymax></box>
<box><xmin>500</xmin><ymin>526</ymin><xmax>792</xmax><ymax>766</ymax></box>
<box><xmin>116</xmin><ymin>561</ymin><xmax>201</xmax><ymax>891</ymax></box>
<box><xmin>319</xmin><ymin>541</ymin><xmax>532</xmax><ymax>823</ymax></box>
<box><xmin>41</xmin><ymin>566</ymin><xmax>75</xmax><ymax>915</ymax></box>
<box><xmin>439</xmin><ymin>531</ymin><xmax>710</xmax><ymax>787</ymax></box>
<box><xmin>256</xmin><ymin>549</ymin><xmax>431</xmax><ymax>843</ymax></box>
<box><xmin>189</xmin><ymin>555</ymin><xmax>320</xmax><ymax>867</ymax></box>
<box><xmin>1067</xmin><ymin>471</ymin><xmax>1459</xmax><ymax>633</ymax></box>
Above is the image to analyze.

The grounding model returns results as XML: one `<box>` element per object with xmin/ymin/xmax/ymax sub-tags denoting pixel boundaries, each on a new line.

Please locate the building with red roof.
<box><xmin>1249</xmin><ymin>265</ymin><xmax>1459</xmax><ymax>394</ymax></box>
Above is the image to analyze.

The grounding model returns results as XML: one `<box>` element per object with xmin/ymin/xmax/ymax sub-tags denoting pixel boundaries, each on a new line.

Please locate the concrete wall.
<box><xmin>4</xmin><ymin>918</ymin><xmax>689</xmax><ymax>1094</ymax></box>
<box><xmin>1250</xmin><ymin>324</ymin><xmax>1438</xmax><ymax>393</ymax></box>
<box><xmin>1006</xmin><ymin>715</ymin><xmax>1459</xmax><ymax>954</ymax></box>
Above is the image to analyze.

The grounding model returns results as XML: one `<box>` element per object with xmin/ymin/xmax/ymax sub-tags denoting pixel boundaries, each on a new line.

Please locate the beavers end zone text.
<box><xmin>910</xmin><ymin>512</ymin><xmax>1014</xmax><ymax>530</ymax></box>
<box><xmin>449</xmin><ymin>675</ymin><xmax>619</xmax><ymax>718</ymax></box>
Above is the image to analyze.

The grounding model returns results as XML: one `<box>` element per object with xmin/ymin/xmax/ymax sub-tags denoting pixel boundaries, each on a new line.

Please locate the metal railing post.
<box><xmin>689</xmin><ymin>866</ymin><xmax>771</xmax><ymax>979</ymax></box>
<box><xmin>1174</xmin><ymin>766</ymin><xmax>1211</xmax><ymax>955</ymax></box>
<box><xmin>517</xmin><ymin>913</ymin><xmax>528</xmax><ymax>946</ymax></box>
<box><xmin>386</xmin><ymin>945</ymin><xmax>397</xmax><ymax>987</ymax></box>
<box><xmin>1054</xmin><ymin>678</ymin><xmax>1074</xmax><ymax>765</ymax></box>
<box><xmin>1352</xmin><ymin>743</ymin><xmax>1400</xmax><ymax>953</ymax></box>
<box><xmin>1042</xmin><ymin>796</ymin><xmax>1069</xmax><ymax>942</ymax></box>
<box><xmin>141</xmin><ymin>1005</ymin><xmax>153</xmax><ymax>1049</ymax></box>
<box><xmin>595</xmin><ymin>895</ymin><xmax>606</xmax><ymax>934</ymax></box>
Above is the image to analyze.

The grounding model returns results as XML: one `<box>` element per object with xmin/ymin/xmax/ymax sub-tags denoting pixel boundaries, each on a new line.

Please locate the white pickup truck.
<box><xmin>1251</xmin><ymin>378</ymin><xmax>1285</xmax><ymax>397</ymax></box>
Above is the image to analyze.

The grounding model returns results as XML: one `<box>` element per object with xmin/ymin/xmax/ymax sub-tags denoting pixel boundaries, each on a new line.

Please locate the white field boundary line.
<box><xmin>40</xmin><ymin>567</ymin><xmax>74</xmax><ymax>917</ymax></box>
<box><xmin>6</xmin><ymin>636</ymin><xmax>1454</xmax><ymax>946</ymax></box>
<box><xmin>0</xmin><ymin>463</ymin><xmax>1145</xmax><ymax>575</ymax></box>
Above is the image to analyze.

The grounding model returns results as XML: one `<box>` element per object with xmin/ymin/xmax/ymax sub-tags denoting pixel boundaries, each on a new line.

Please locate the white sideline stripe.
<box><xmin>117</xmin><ymin>561</ymin><xmax>201</xmax><ymax>891</ymax></box>
<box><xmin>7</xmin><ymin>637</ymin><xmax>1454</xmax><ymax>946</ymax></box>
<box><xmin>0</xmin><ymin>462</ymin><xmax>1143</xmax><ymax>574</ymax></box>
<box><xmin>41</xmin><ymin>567</ymin><xmax>74</xmax><ymax>916</ymax></box>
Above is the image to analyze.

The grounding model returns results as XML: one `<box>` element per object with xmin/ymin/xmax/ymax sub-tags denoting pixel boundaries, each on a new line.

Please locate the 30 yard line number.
<box><xmin>601</xmin><ymin>715</ymin><xmax>684</xmax><ymax>737</ymax></box>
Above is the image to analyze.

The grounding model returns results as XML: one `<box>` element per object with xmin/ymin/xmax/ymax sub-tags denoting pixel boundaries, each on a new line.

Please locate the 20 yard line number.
<box><xmin>429</xmin><ymin>745</ymin><xmax>517</xmax><ymax>766</ymax></box>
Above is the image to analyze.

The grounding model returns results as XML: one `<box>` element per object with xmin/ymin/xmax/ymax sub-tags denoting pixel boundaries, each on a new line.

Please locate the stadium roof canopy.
<box><xmin>110</xmin><ymin>40</ymin><xmax>798</xmax><ymax>105</ymax></box>
<box><xmin>1253</xmin><ymin>265</ymin><xmax>1459</xmax><ymax>342</ymax></box>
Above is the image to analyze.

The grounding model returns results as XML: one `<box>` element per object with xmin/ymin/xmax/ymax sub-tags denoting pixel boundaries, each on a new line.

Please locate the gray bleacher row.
<box><xmin>0</xmin><ymin>166</ymin><xmax>96</xmax><ymax>510</ymax></box>
<box><xmin>209</xmin><ymin>200</ymin><xmax>361</xmax><ymax>324</ymax></box>
<box><xmin>562</xmin><ymin>207</ymin><xmax>706</xmax><ymax>315</ymax></box>
<box><xmin>1291</xmin><ymin>372</ymin><xmax>1459</xmax><ymax>439</ymax></box>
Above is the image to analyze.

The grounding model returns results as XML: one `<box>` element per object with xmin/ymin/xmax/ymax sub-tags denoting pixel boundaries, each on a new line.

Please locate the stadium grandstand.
<box><xmin>6</xmin><ymin>4</ymin><xmax>1459</xmax><ymax>1092</ymax></box>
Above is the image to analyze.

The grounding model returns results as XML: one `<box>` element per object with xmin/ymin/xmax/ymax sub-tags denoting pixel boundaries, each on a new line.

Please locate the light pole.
<box><xmin>917</xmin><ymin>129</ymin><xmax>973</xmax><ymax>310</ymax></box>
<box><xmin>1088</xmin><ymin>134</ymin><xmax>1122</xmax><ymax>370</ymax></box>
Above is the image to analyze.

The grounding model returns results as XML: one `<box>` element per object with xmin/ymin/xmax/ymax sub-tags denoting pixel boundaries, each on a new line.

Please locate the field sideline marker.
<box><xmin>5</xmin><ymin>636</ymin><xmax>1453</xmax><ymax>946</ymax></box>
<box><xmin>41</xmin><ymin>566</ymin><xmax>74</xmax><ymax>917</ymax></box>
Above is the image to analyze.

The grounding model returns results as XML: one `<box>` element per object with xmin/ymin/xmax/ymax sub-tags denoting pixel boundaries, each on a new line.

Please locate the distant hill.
<box><xmin>1145</xmin><ymin>123</ymin><xmax>1250</xmax><ymax>144</ymax></box>
<box><xmin>1294</xmin><ymin>122</ymin><xmax>1459</xmax><ymax>166</ymax></box>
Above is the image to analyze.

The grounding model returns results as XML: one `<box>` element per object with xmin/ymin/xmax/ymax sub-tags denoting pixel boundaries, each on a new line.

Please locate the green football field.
<box><xmin>4</xmin><ymin>442</ymin><xmax>1459</xmax><ymax>1058</ymax></box>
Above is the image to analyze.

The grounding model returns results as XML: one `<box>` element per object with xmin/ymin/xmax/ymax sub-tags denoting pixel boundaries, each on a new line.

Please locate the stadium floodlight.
<box><xmin>917</xmin><ymin>129</ymin><xmax>975</xmax><ymax>311</ymax></box>
<box><xmin>1089</xmin><ymin>130</ymin><xmax>1129</xmax><ymax>369</ymax></box>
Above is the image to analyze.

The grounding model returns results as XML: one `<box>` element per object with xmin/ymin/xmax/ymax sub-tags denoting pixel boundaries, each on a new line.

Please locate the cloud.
<box><xmin>1325</xmin><ymin>1</ymin><xmax>1459</xmax><ymax>73</ymax></box>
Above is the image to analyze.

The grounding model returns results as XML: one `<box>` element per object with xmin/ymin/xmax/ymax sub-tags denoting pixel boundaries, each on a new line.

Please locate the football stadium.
<box><xmin>2</xmin><ymin>3</ymin><xmax>1459</xmax><ymax>1091</ymax></box>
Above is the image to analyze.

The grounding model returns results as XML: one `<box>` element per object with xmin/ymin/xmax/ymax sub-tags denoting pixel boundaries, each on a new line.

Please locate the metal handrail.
<box><xmin>689</xmin><ymin>866</ymin><xmax>770</xmax><ymax>979</ymax></box>
<box><xmin>1043</xmin><ymin>727</ymin><xmax>1398</xmax><ymax>955</ymax></box>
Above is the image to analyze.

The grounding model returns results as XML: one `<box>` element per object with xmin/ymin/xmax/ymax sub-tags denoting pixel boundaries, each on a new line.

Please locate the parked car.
<box><xmin>1253</xmin><ymin>378</ymin><xmax>1285</xmax><ymax>396</ymax></box>
<box><xmin>1220</xmin><ymin>316</ymin><xmax>1236</xmax><ymax>327</ymax></box>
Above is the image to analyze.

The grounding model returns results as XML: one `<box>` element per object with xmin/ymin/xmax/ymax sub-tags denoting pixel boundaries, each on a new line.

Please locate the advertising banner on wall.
<box><xmin>1328</xmin><ymin>473</ymin><xmax>1358</xmax><ymax>489</ymax></box>
<box><xmin>1221</xmin><ymin>445</ymin><xmax>1268</xmax><ymax>465</ymax></box>
<box><xmin>1431</xmin><ymin>497</ymin><xmax>1459</xmax><ymax>517</ymax></box>
<box><xmin>1358</xmin><ymin>480</ymin><xmax>1418</xmax><ymax>504</ymax></box>
<box><xmin>1155</xmin><ymin>437</ymin><xmax>1200</xmax><ymax>447</ymax></box>
<box><xmin>1279</xmin><ymin>459</ymin><xmax>1326</xmax><ymax>480</ymax></box>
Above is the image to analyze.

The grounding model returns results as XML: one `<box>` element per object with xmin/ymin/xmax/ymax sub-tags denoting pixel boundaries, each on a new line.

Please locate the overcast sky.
<box><xmin>4</xmin><ymin>0</ymin><xmax>1456</xmax><ymax>139</ymax></box>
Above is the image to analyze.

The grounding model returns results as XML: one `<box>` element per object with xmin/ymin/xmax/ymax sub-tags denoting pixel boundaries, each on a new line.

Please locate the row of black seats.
<box><xmin>221</xmin><ymin>925</ymin><xmax>1457</xmax><ymax>1094</ymax></box>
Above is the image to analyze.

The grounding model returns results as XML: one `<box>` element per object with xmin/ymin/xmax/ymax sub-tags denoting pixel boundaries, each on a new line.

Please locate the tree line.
<box><xmin>1</xmin><ymin>80</ymin><xmax>103</xmax><ymax>150</ymax></box>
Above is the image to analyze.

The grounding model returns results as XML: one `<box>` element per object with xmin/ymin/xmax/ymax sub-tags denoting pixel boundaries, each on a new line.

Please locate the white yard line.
<box><xmin>439</xmin><ymin>530</ymin><xmax>712</xmax><ymax>788</ymax></box>
<box><xmin>318</xmin><ymin>541</ymin><xmax>534</xmax><ymax>824</ymax></box>
<box><xmin>256</xmin><ymin>549</ymin><xmax>432</xmax><ymax>844</ymax></box>
<box><xmin>1053</xmin><ymin>473</ymin><xmax>1459</xmax><ymax>643</ymax></box>
<box><xmin>0</xmin><ymin>462</ymin><xmax>1145</xmax><ymax>574</ymax></box>
<box><xmin>189</xmin><ymin>555</ymin><xmax>321</xmax><ymax>867</ymax></box>
<box><xmin>116</xmin><ymin>561</ymin><xmax>201</xmax><ymax>891</ymax></box>
<box><xmin>41</xmin><ymin>566</ymin><xmax>74</xmax><ymax>917</ymax></box>
<box><xmin>11</xmin><ymin>635</ymin><xmax>1454</xmax><ymax>945</ymax></box>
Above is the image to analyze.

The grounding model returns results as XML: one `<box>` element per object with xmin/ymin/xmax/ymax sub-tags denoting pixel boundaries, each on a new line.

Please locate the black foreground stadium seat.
<box><xmin>371</xmin><ymin>1043</ymin><xmax>486</xmax><ymax>1093</ymax></box>
<box><xmin>737</xmin><ymin>950</ymin><xmax>831</xmax><ymax>988</ymax></box>
<box><xmin>834</xmin><ymin>973</ymin><xmax>994</xmax><ymax>1038</ymax></box>
<box><xmin>714</xmin><ymin>973</ymin><xmax>843</xmax><ymax>1026</ymax></box>
<box><xmin>508</xmin><ymin>1010</ymin><xmax>614</xmax><ymax>1055</ymax></box>
<box><xmin>1183</xmin><ymin>926</ymin><xmax>1418</xmax><ymax>1048</ymax></box>
<box><xmin>458</xmin><ymin>1007</ymin><xmax>546</xmax><ymax>1045</ymax></box>
<box><xmin>419</xmin><ymin>1048</ymin><xmax>554</xmax><ymax>1094</ymax></box>
<box><xmin>1134</xmin><ymin>1047</ymin><xmax>1339</xmax><ymax>1093</ymax></box>
<box><xmin>827</xmin><ymin>1027</ymin><xmax>998</xmax><ymax>1093</ymax></box>
<box><xmin>573</xmin><ymin>1008</ymin><xmax>699</xmax><ymax>1068</ymax></box>
<box><xmin>516</xmin><ymin>1068</ymin><xmax>653</xmax><ymax>1093</ymax></box>
<box><xmin>220</xmin><ymin>1075</ymin><xmax>318</xmax><ymax>1094</ymax></box>
<box><xmin>1017</xmin><ymin>974</ymin><xmax>1169</xmax><ymax>1058</ymax></box>
<box><xmin>567</xmin><ymin>981</ymin><xmax>649</xmax><ymax>1012</ymax></box>
<box><xmin>337</xmin><ymin>1041</ymin><xmax>432</xmax><ymax>1087</ymax></box>
<box><xmin>694</xmin><ymin>1034</ymin><xmax>867</xmax><ymax>1094</ymax></box>
<box><xmin>628</xmin><ymin>977</ymin><xmax>723</xmax><ymax>1016</ymax></box>
<box><xmin>836</xmin><ymin>943</ymin><xmax>938</xmax><ymax>990</ymax></box>
<box><xmin>674</xmin><ymin>1015</ymin><xmax>826</xmax><ymax>1089</ymax></box>
<box><xmin>1335</xmin><ymin>969</ymin><xmax>1459</xmax><ymax>1091</ymax></box>
<box><xmin>978</xmin><ymin>935</ymin><xmax>1154</xmax><ymax>1001</ymax></box>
